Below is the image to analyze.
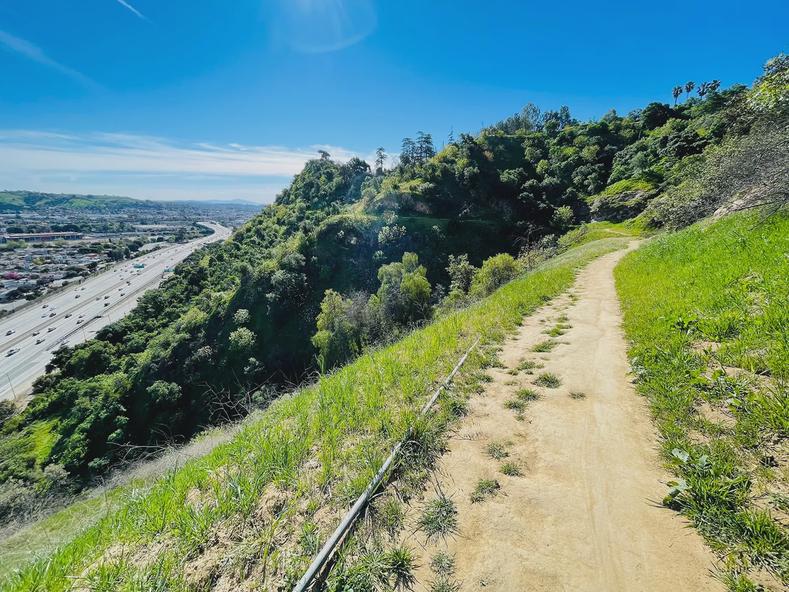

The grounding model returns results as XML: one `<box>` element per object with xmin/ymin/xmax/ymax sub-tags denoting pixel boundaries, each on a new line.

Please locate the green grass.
<box><xmin>531</xmin><ymin>339</ymin><xmax>557</xmax><ymax>352</ymax></box>
<box><xmin>559</xmin><ymin>220</ymin><xmax>645</xmax><ymax>249</ymax></box>
<box><xmin>470</xmin><ymin>479</ymin><xmax>500</xmax><ymax>503</ymax></box>
<box><xmin>516</xmin><ymin>359</ymin><xmax>539</xmax><ymax>373</ymax></box>
<box><xmin>499</xmin><ymin>462</ymin><xmax>522</xmax><ymax>477</ymax></box>
<box><xmin>1</xmin><ymin>237</ymin><xmax>629</xmax><ymax>591</ymax></box>
<box><xmin>615</xmin><ymin>211</ymin><xmax>789</xmax><ymax>589</ymax></box>
<box><xmin>485</xmin><ymin>442</ymin><xmax>509</xmax><ymax>460</ymax></box>
<box><xmin>417</xmin><ymin>495</ymin><xmax>458</xmax><ymax>540</ymax></box>
<box><xmin>535</xmin><ymin>373</ymin><xmax>562</xmax><ymax>388</ymax></box>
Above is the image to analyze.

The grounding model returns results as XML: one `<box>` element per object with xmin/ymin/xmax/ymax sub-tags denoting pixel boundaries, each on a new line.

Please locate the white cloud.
<box><xmin>0</xmin><ymin>130</ymin><xmax>369</xmax><ymax>203</ymax></box>
<box><xmin>0</xmin><ymin>29</ymin><xmax>97</xmax><ymax>88</ymax></box>
<box><xmin>114</xmin><ymin>0</ymin><xmax>147</xmax><ymax>20</ymax></box>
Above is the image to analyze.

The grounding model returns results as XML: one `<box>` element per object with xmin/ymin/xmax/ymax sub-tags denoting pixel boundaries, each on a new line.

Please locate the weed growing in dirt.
<box><xmin>532</xmin><ymin>339</ymin><xmax>557</xmax><ymax>352</ymax></box>
<box><xmin>418</xmin><ymin>494</ymin><xmax>458</xmax><ymax>540</ymax></box>
<box><xmin>517</xmin><ymin>359</ymin><xmax>539</xmax><ymax>373</ymax></box>
<box><xmin>470</xmin><ymin>479</ymin><xmax>500</xmax><ymax>503</ymax></box>
<box><xmin>500</xmin><ymin>462</ymin><xmax>522</xmax><ymax>477</ymax></box>
<box><xmin>430</xmin><ymin>552</ymin><xmax>455</xmax><ymax>576</ymax></box>
<box><xmin>535</xmin><ymin>373</ymin><xmax>562</xmax><ymax>388</ymax></box>
<box><xmin>504</xmin><ymin>398</ymin><xmax>526</xmax><ymax>414</ymax></box>
<box><xmin>486</xmin><ymin>442</ymin><xmax>509</xmax><ymax>460</ymax></box>
<box><xmin>430</xmin><ymin>577</ymin><xmax>462</xmax><ymax>592</ymax></box>
<box><xmin>516</xmin><ymin>388</ymin><xmax>540</xmax><ymax>401</ymax></box>
<box><xmin>569</xmin><ymin>391</ymin><xmax>587</xmax><ymax>400</ymax></box>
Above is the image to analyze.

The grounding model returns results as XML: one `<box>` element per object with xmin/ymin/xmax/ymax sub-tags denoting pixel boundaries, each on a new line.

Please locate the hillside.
<box><xmin>0</xmin><ymin>191</ymin><xmax>152</xmax><ymax>211</ymax></box>
<box><xmin>0</xmin><ymin>54</ymin><xmax>786</xmax><ymax>591</ymax></box>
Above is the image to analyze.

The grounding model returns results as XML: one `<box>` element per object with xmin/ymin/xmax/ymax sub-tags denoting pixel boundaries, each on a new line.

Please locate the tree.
<box><xmin>312</xmin><ymin>290</ymin><xmax>358</xmax><ymax>370</ymax></box>
<box><xmin>446</xmin><ymin>254</ymin><xmax>476</xmax><ymax>294</ymax></box>
<box><xmin>229</xmin><ymin>327</ymin><xmax>256</xmax><ymax>354</ymax></box>
<box><xmin>400</xmin><ymin>137</ymin><xmax>416</xmax><ymax>167</ymax></box>
<box><xmin>672</xmin><ymin>86</ymin><xmax>683</xmax><ymax>106</ymax></box>
<box><xmin>376</xmin><ymin>252</ymin><xmax>431</xmax><ymax>326</ymax></box>
<box><xmin>318</xmin><ymin>149</ymin><xmax>331</xmax><ymax>160</ymax></box>
<box><xmin>684</xmin><ymin>81</ymin><xmax>695</xmax><ymax>100</ymax></box>
<box><xmin>551</xmin><ymin>205</ymin><xmax>575</xmax><ymax>230</ymax></box>
<box><xmin>416</xmin><ymin>131</ymin><xmax>436</xmax><ymax>163</ymax></box>
<box><xmin>470</xmin><ymin>254</ymin><xmax>520</xmax><ymax>297</ymax></box>
<box><xmin>375</xmin><ymin>147</ymin><xmax>387</xmax><ymax>174</ymax></box>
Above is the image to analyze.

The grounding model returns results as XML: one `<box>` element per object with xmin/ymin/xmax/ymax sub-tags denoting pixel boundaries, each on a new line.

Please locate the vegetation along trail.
<box><xmin>407</xmin><ymin>244</ymin><xmax>723</xmax><ymax>591</ymax></box>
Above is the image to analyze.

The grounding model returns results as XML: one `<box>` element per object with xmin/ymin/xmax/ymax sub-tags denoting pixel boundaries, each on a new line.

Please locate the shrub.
<box><xmin>470</xmin><ymin>254</ymin><xmax>520</xmax><ymax>297</ymax></box>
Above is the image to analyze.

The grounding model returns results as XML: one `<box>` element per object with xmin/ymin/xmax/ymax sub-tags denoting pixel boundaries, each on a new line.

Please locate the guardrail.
<box><xmin>292</xmin><ymin>337</ymin><xmax>480</xmax><ymax>592</ymax></box>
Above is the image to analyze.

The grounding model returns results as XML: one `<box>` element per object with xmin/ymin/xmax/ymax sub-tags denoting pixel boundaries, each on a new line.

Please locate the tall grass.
<box><xmin>1</xmin><ymin>238</ymin><xmax>628</xmax><ymax>591</ymax></box>
<box><xmin>615</xmin><ymin>211</ymin><xmax>788</xmax><ymax>589</ymax></box>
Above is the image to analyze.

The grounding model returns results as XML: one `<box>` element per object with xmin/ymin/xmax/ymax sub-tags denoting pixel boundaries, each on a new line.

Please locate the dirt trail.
<box><xmin>408</xmin><ymin>246</ymin><xmax>723</xmax><ymax>591</ymax></box>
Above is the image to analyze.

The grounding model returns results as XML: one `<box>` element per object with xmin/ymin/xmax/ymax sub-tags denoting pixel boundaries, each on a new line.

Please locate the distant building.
<box><xmin>1</xmin><ymin>231</ymin><xmax>84</xmax><ymax>243</ymax></box>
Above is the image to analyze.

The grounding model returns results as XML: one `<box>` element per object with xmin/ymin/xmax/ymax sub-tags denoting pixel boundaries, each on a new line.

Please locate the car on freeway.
<box><xmin>47</xmin><ymin>327</ymin><xmax>56</xmax><ymax>332</ymax></box>
<box><xmin>49</xmin><ymin>312</ymin><xmax>56</xmax><ymax>317</ymax></box>
<box><xmin>6</xmin><ymin>348</ymin><xmax>19</xmax><ymax>357</ymax></box>
<box><xmin>36</xmin><ymin>338</ymin><xmax>45</xmax><ymax>345</ymax></box>
<box><xmin>75</xmin><ymin>294</ymin><xmax>80</xmax><ymax>299</ymax></box>
<box><xmin>5</xmin><ymin>329</ymin><xmax>14</xmax><ymax>336</ymax></box>
<box><xmin>104</xmin><ymin>302</ymin><xmax>110</xmax><ymax>307</ymax></box>
<box><xmin>32</xmin><ymin>331</ymin><xmax>40</xmax><ymax>336</ymax></box>
<box><xmin>76</xmin><ymin>319</ymin><xmax>83</xmax><ymax>325</ymax></box>
<box><xmin>65</xmin><ymin>313</ymin><xmax>72</xmax><ymax>318</ymax></box>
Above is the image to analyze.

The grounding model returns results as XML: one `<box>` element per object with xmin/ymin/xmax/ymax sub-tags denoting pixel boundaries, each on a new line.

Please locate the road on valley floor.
<box><xmin>0</xmin><ymin>222</ymin><xmax>231</xmax><ymax>402</ymax></box>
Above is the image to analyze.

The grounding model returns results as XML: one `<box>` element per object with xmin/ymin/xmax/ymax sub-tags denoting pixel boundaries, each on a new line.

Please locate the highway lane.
<box><xmin>0</xmin><ymin>222</ymin><xmax>231</xmax><ymax>402</ymax></box>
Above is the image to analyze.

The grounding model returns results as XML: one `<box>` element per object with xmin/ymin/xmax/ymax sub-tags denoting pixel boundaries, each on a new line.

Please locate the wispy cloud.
<box><xmin>0</xmin><ymin>29</ymin><xmax>96</xmax><ymax>88</ymax></box>
<box><xmin>275</xmin><ymin>0</ymin><xmax>377</xmax><ymax>53</ymax></box>
<box><xmin>0</xmin><ymin>130</ymin><xmax>368</xmax><ymax>203</ymax></box>
<box><xmin>114</xmin><ymin>0</ymin><xmax>147</xmax><ymax>21</ymax></box>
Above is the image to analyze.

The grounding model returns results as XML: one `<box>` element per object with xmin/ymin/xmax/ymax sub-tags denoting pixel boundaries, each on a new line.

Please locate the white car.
<box><xmin>5</xmin><ymin>348</ymin><xmax>18</xmax><ymax>357</ymax></box>
<box><xmin>5</xmin><ymin>329</ymin><xmax>14</xmax><ymax>336</ymax></box>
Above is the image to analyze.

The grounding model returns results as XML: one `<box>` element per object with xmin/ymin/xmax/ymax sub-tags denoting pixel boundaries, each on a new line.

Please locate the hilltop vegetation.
<box><xmin>0</xmin><ymin>54</ymin><xmax>786</xmax><ymax>517</ymax></box>
<box><xmin>0</xmin><ymin>191</ymin><xmax>149</xmax><ymax>212</ymax></box>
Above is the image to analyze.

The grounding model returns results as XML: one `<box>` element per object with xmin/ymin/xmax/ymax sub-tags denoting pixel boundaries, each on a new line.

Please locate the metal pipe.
<box><xmin>292</xmin><ymin>337</ymin><xmax>480</xmax><ymax>592</ymax></box>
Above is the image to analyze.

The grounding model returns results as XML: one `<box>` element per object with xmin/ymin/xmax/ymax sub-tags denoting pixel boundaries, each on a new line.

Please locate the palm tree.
<box><xmin>672</xmin><ymin>85</ymin><xmax>683</xmax><ymax>106</ymax></box>
<box><xmin>684</xmin><ymin>81</ymin><xmax>695</xmax><ymax>100</ymax></box>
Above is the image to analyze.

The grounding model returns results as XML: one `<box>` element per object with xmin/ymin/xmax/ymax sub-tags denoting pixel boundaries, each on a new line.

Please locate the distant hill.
<box><xmin>0</xmin><ymin>191</ymin><xmax>261</xmax><ymax>212</ymax></box>
<box><xmin>0</xmin><ymin>190</ymin><xmax>158</xmax><ymax>212</ymax></box>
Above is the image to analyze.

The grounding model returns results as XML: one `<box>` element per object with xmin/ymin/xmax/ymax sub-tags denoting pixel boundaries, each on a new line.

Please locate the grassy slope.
<box><xmin>615</xmin><ymin>211</ymin><xmax>788</xmax><ymax>590</ymax></box>
<box><xmin>1</xmin><ymin>237</ymin><xmax>630</xmax><ymax>591</ymax></box>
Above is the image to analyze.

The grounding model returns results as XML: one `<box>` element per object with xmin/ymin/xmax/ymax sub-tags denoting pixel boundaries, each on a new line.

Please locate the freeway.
<box><xmin>0</xmin><ymin>222</ymin><xmax>231</xmax><ymax>402</ymax></box>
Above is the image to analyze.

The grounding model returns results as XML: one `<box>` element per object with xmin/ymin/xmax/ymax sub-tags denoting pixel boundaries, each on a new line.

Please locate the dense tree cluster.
<box><xmin>0</xmin><ymin>55</ymin><xmax>785</xmax><ymax>509</ymax></box>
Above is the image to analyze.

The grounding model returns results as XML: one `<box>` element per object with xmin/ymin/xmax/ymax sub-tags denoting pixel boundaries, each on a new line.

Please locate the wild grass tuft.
<box><xmin>532</xmin><ymin>339</ymin><xmax>557</xmax><ymax>352</ymax></box>
<box><xmin>569</xmin><ymin>391</ymin><xmax>587</xmax><ymax>400</ymax></box>
<box><xmin>430</xmin><ymin>551</ymin><xmax>455</xmax><ymax>577</ymax></box>
<box><xmin>470</xmin><ymin>479</ymin><xmax>500</xmax><ymax>503</ymax></box>
<box><xmin>500</xmin><ymin>462</ymin><xmax>522</xmax><ymax>477</ymax></box>
<box><xmin>418</xmin><ymin>494</ymin><xmax>458</xmax><ymax>540</ymax></box>
<box><xmin>485</xmin><ymin>442</ymin><xmax>509</xmax><ymax>460</ymax></box>
<box><xmin>535</xmin><ymin>373</ymin><xmax>562</xmax><ymax>388</ymax></box>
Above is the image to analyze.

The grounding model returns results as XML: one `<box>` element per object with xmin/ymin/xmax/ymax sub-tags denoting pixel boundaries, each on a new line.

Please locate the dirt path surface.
<box><xmin>407</xmin><ymin>246</ymin><xmax>723</xmax><ymax>591</ymax></box>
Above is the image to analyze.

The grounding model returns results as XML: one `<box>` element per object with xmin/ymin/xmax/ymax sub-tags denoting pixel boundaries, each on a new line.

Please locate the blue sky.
<box><xmin>0</xmin><ymin>0</ymin><xmax>786</xmax><ymax>203</ymax></box>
